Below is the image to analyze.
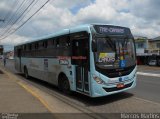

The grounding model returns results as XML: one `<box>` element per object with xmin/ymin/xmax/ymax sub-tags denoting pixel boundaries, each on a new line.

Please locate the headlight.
<box><xmin>93</xmin><ymin>75</ymin><xmax>105</xmax><ymax>84</ymax></box>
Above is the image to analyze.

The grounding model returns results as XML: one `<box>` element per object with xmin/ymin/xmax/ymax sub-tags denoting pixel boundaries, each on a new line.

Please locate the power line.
<box><xmin>0</xmin><ymin>0</ymin><xmax>35</xmax><ymax>38</ymax></box>
<box><xmin>0</xmin><ymin>0</ymin><xmax>33</xmax><ymax>36</ymax></box>
<box><xmin>0</xmin><ymin>0</ymin><xmax>13</xmax><ymax>24</ymax></box>
<box><xmin>0</xmin><ymin>0</ymin><xmax>27</xmax><ymax>35</ymax></box>
<box><xmin>15</xmin><ymin>0</ymin><xmax>39</xmax><ymax>26</ymax></box>
<box><xmin>0</xmin><ymin>0</ymin><xmax>18</xmax><ymax>27</ymax></box>
<box><xmin>0</xmin><ymin>0</ymin><xmax>50</xmax><ymax>40</ymax></box>
<box><xmin>3</xmin><ymin>0</ymin><xmax>18</xmax><ymax>21</ymax></box>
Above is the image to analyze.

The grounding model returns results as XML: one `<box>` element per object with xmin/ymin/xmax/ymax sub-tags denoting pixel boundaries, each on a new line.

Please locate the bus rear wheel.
<box><xmin>24</xmin><ymin>67</ymin><xmax>29</xmax><ymax>79</ymax></box>
<box><xmin>59</xmin><ymin>75</ymin><xmax>71</xmax><ymax>94</ymax></box>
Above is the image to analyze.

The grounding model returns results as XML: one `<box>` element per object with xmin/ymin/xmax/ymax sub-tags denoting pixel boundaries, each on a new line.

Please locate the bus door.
<box><xmin>17</xmin><ymin>48</ymin><xmax>22</xmax><ymax>72</ymax></box>
<box><xmin>72</xmin><ymin>38</ymin><xmax>89</xmax><ymax>93</ymax></box>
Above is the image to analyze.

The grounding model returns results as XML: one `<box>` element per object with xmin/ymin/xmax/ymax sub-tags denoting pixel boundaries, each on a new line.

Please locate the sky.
<box><xmin>0</xmin><ymin>0</ymin><xmax>160</xmax><ymax>51</ymax></box>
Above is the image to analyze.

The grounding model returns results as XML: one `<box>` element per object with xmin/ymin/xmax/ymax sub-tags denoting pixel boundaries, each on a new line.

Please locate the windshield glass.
<box><xmin>94</xmin><ymin>37</ymin><xmax>136</xmax><ymax>69</ymax></box>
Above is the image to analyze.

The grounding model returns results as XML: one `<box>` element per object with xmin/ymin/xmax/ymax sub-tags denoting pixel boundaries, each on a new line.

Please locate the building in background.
<box><xmin>134</xmin><ymin>36</ymin><xmax>160</xmax><ymax>65</ymax></box>
<box><xmin>148</xmin><ymin>36</ymin><xmax>160</xmax><ymax>55</ymax></box>
<box><xmin>134</xmin><ymin>36</ymin><xmax>149</xmax><ymax>55</ymax></box>
<box><xmin>134</xmin><ymin>36</ymin><xmax>150</xmax><ymax>65</ymax></box>
<box><xmin>3</xmin><ymin>51</ymin><xmax>14</xmax><ymax>59</ymax></box>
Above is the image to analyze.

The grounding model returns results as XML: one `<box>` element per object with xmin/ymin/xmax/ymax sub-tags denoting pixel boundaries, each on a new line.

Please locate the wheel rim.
<box><xmin>63</xmin><ymin>80</ymin><xmax>69</xmax><ymax>91</ymax></box>
<box><xmin>59</xmin><ymin>75</ymin><xmax>70</xmax><ymax>94</ymax></box>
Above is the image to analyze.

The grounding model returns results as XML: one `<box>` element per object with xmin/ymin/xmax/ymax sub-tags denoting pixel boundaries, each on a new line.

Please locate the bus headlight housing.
<box><xmin>93</xmin><ymin>75</ymin><xmax>105</xmax><ymax>84</ymax></box>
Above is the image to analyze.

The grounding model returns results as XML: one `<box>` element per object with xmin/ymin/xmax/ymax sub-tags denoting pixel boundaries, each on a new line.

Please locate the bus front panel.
<box><xmin>90</xmin><ymin>25</ymin><xmax>137</xmax><ymax>97</ymax></box>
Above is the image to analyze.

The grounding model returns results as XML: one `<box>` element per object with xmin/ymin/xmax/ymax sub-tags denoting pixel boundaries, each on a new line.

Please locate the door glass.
<box><xmin>71</xmin><ymin>38</ymin><xmax>89</xmax><ymax>92</ymax></box>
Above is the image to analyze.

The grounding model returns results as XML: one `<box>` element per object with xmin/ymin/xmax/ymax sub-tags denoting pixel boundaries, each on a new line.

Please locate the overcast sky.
<box><xmin>0</xmin><ymin>0</ymin><xmax>160</xmax><ymax>49</ymax></box>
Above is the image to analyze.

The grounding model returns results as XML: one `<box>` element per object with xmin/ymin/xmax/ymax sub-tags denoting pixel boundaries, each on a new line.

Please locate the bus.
<box><xmin>14</xmin><ymin>24</ymin><xmax>137</xmax><ymax>97</ymax></box>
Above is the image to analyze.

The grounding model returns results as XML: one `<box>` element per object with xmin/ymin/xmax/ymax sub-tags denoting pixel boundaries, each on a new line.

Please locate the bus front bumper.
<box><xmin>91</xmin><ymin>74</ymin><xmax>137</xmax><ymax>98</ymax></box>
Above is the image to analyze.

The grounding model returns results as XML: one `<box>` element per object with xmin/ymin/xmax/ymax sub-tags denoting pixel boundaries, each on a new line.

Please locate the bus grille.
<box><xmin>95</xmin><ymin>65</ymin><xmax>136</xmax><ymax>78</ymax></box>
<box><xmin>103</xmin><ymin>82</ymin><xmax>133</xmax><ymax>92</ymax></box>
<box><xmin>108</xmin><ymin>69</ymin><xmax>133</xmax><ymax>78</ymax></box>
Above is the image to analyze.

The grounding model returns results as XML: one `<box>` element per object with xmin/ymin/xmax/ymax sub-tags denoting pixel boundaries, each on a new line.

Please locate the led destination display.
<box><xmin>94</xmin><ymin>25</ymin><xmax>130</xmax><ymax>35</ymax></box>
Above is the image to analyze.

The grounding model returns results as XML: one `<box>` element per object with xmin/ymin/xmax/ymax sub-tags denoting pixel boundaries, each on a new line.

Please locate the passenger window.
<box><xmin>29</xmin><ymin>44</ymin><xmax>32</xmax><ymax>50</ymax></box>
<box><xmin>43</xmin><ymin>41</ymin><xmax>48</xmax><ymax>48</ymax></box>
<box><xmin>35</xmin><ymin>43</ymin><xmax>39</xmax><ymax>49</ymax></box>
<box><xmin>68</xmin><ymin>40</ymin><xmax>70</xmax><ymax>46</ymax></box>
<box><xmin>24</xmin><ymin>45</ymin><xmax>26</xmax><ymax>51</ymax></box>
<box><xmin>47</xmin><ymin>40</ymin><xmax>52</xmax><ymax>47</ymax></box>
<box><xmin>56</xmin><ymin>39</ymin><xmax>59</xmax><ymax>47</ymax></box>
<box><xmin>53</xmin><ymin>39</ymin><xmax>55</xmax><ymax>46</ymax></box>
<box><xmin>60</xmin><ymin>40</ymin><xmax>66</xmax><ymax>47</ymax></box>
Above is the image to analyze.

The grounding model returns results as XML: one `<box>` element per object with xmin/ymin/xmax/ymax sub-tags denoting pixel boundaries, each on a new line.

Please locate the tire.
<box><xmin>59</xmin><ymin>75</ymin><xmax>71</xmax><ymax>94</ymax></box>
<box><xmin>24</xmin><ymin>67</ymin><xmax>29</xmax><ymax>79</ymax></box>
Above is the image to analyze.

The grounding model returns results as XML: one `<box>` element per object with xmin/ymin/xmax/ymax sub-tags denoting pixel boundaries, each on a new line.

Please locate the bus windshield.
<box><xmin>94</xmin><ymin>37</ymin><xmax>136</xmax><ymax>69</ymax></box>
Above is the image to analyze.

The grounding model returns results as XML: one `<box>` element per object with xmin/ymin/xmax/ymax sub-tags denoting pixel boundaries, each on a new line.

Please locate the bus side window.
<box><xmin>17</xmin><ymin>48</ymin><xmax>22</xmax><ymax>57</ymax></box>
<box><xmin>67</xmin><ymin>39</ymin><xmax>70</xmax><ymax>47</ymax></box>
<box><xmin>21</xmin><ymin>45</ymin><xmax>24</xmax><ymax>57</ymax></box>
<box><xmin>23</xmin><ymin>45</ymin><xmax>26</xmax><ymax>57</ymax></box>
<box><xmin>32</xmin><ymin>43</ymin><xmax>35</xmax><ymax>51</ymax></box>
<box><xmin>26</xmin><ymin>44</ymin><xmax>30</xmax><ymax>57</ymax></box>
<box><xmin>52</xmin><ymin>39</ymin><xmax>55</xmax><ymax>46</ymax></box>
<box><xmin>35</xmin><ymin>43</ymin><xmax>39</xmax><ymax>49</ymax></box>
<box><xmin>39</xmin><ymin>41</ymin><xmax>43</xmax><ymax>49</ymax></box>
<box><xmin>58</xmin><ymin>36</ymin><xmax>70</xmax><ymax>48</ymax></box>
<box><xmin>29</xmin><ymin>44</ymin><xmax>32</xmax><ymax>50</ymax></box>
<box><xmin>43</xmin><ymin>41</ymin><xmax>48</xmax><ymax>48</ymax></box>
<box><xmin>47</xmin><ymin>40</ymin><xmax>52</xmax><ymax>48</ymax></box>
<box><xmin>56</xmin><ymin>39</ymin><xmax>59</xmax><ymax>47</ymax></box>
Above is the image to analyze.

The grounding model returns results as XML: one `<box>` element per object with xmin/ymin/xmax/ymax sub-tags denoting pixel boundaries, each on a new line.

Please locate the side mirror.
<box><xmin>92</xmin><ymin>40</ymin><xmax>97</xmax><ymax>52</ymax></box>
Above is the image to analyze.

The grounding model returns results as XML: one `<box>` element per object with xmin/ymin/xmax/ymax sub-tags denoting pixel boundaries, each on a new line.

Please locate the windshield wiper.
<box><xmin>105</xmin><ymin>37</ymin><xmax>116</xmax><ymax>52</ymax></box>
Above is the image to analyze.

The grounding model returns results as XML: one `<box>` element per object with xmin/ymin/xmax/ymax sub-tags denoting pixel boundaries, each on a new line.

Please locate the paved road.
<box><xmin>128</xmin><ymin>65</ymin><xmax>160</xmax><ymax>103</ymax></box>
<box><xmin>1</xmin><ymin>59</ymin><xmax>160</xmax><ymax>115</ymax></box>
<box><xmin>137</xmin><ymin>65</ymin><xmax>160</xmax><ymax>74</ymax></box>
<box><xmin>128</xmin><ymin>75</ymin><xmax>160</xmax><ymax>103</ymax></box>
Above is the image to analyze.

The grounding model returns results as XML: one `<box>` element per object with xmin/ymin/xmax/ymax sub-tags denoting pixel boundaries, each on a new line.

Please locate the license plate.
<box><xmin>117</xmin><ymin>83</ymin><xmax>125</xmax><ymax>88</ymax></box>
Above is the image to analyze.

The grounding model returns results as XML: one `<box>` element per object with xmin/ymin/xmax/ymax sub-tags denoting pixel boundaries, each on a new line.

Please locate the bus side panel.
<box><xmin>51</xmin><ymin>58</ymin><xmax>75</xmax><ymax>91</ymax></box>
<box><xmin>20</xmin><ymin>57</ymin><xmax>53</xmax><ymax>83</ymax></box>
<box><xmin>46</xmin><ymin>58</ymin><xmax>61</xmax><ymax>85</ymax></box>
<box><xmin>15</xmin><ymin>57</ymin><xmax>21</xmax><ymax>72</ymax></box>
<box><xmin>47</xmin><ymin>58</ymin><xmax>75</xmax><ymax>91</ymax></box>
<box><xmin>20</xmin><ymin>57</ymin><xmax>72</xmax><ymax>87</ymax></box>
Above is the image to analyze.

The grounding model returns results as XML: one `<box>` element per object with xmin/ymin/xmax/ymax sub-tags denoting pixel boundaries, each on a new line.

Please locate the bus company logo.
<box><xmin>58</xmin><ymin>56</ymin><xmax>87</xmax><ymax>60</ymax></box>
<box><xmin>72</xmin><ymin>56</ymin><xmax>87</xmax><ymax>60</ymax></box>
<box><xmin>99</xmin><ymin>53</ymin><xmax>115</xmax><ymax>63</ymax></box>
<box><xmin>59</xmin><ymin>59</ymin><xmax>69</xmax><ymax>65</ymax></box>
<box><xmin>99</xmin><ymin>27</ymin><xmax>125</xmax><ymax>34</ymax></box>
<box><xmin>99</xmin><ymin>57</ymin><xmax>115</xmax><ymax>63</ymax></box>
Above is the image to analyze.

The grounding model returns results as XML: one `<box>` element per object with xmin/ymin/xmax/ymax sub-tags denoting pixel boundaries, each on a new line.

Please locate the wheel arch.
<box><xmin>58</xmin><ymin>72</ymin><xmax>70</xmax><ymax>89</ymax></box>
<box><xmin>58</xmin><ymin>72</ymin><xmax>67</xmax><ymax>83</ymax></box>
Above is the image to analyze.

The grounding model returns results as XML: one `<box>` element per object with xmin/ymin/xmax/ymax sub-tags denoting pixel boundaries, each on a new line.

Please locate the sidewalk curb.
<box><xmin>0</xmin><ymin>66</ymin><xmax>54</xmax><ymax>113</ymax></box>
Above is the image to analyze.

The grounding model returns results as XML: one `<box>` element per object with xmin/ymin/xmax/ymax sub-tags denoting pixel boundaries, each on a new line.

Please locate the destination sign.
<box><xmin>94</xmin><ymin>25</ymin><xmax>128</xmax><ymax>35</ymax></box>
<box><xmin>99</xmin><ymin>27</ymin><xmax>124</xmax><ymax>33</ymax></box>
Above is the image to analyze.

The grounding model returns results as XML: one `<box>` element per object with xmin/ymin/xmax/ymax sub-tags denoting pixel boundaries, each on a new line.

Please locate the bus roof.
<box><xmin>15</xmin><ymin>24</ymin><xmax>130</xmax><ymax>46</ymax></box>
